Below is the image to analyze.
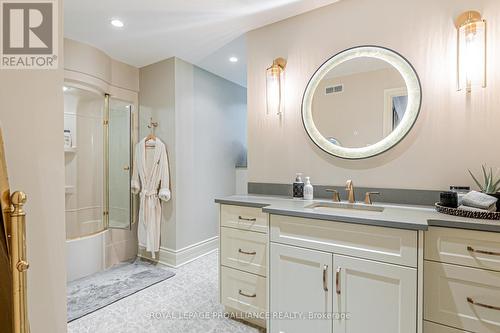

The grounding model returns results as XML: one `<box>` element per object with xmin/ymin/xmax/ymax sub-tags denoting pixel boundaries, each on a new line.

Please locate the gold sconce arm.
<box><xmin>10</xmin><ymin>191</ymin><xmax>30</xmax><ymax>333</ymax></box>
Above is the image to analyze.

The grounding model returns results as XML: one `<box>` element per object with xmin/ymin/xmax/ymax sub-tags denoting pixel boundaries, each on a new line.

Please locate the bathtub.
<box><xmin>66</xmin><ymin>230</ymin><xmax>107</xmax><ymax>282</ymax></box>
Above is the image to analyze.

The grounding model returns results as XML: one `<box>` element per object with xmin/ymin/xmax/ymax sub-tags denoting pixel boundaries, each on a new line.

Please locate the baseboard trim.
<box><xmin>138</xmin><ymin>236</ymin><xmax>219</xmax><ymax>268</ymax></box>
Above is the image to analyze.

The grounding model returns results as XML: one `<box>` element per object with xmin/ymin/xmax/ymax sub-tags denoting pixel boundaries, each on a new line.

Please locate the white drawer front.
<box><xmin>424</xmin><ymin>261</ymin><xmax>500</xmax><ymax>333</ymax></box>
<box><xmin>424</xmin><ymin>321</ymin><xmax>469</xmax><ymax>333</ymax></box>
<box><xmin>221</xmin><ymin>204</ymin><xmax>268</xmax><ymax>234</ymax></box>
<box><xmin>270</xmin><ymin>214</ymin><xmax>418</xmax><ymax>267</ymax></box>
<box><xmin>425</xmin><ymin>227</ymin><xmax>500</xmax><ymax>272</ymax></box>
<box><xmin>220</xmin><ymin>266</ymin><xmax>267</xmax><ymax>315</ymax></box>
<box><xmin>221</xmin><ymin>227</ymin><xmax>268</xmax><ymax>276</ymax></box>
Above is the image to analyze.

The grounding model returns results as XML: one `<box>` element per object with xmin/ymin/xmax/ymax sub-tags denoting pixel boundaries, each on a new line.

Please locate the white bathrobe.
<box><xmin>131</xmin><ymin>137</ymin><xmax>171</xmax><ymax>258</ymax></box>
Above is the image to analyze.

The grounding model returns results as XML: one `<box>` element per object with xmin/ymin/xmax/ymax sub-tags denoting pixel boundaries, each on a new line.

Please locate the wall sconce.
<box><xmin>266</xmin><ymin>57</ymin><xmax>287</xmax><ymax>115</ymax></box>
<box><xmin>455</xmin><ymin>10</ymin><xmax>486</xmax><ymax>93</ymax></box>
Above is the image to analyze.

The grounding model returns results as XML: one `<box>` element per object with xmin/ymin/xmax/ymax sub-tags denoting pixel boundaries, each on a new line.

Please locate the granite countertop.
<box><xmin>215</xmin><ymin>194</ymin><xmax>500</xmax><ymax>233</ymax></box>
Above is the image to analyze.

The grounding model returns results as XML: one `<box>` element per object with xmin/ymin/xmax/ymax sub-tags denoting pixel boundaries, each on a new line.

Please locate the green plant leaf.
<box><xmin>493</xmin><ymin>176</ymin><xmax>500</xmax><ymax>193</ymax></box>
<box><xmin>488</xmin><ymin>167</ymin><xmax>494</xmax><ymax>193</ymax></box>
<box><xmin>482</xmin><ymin>165</ymin><xmax>489</xmax><ymax>190</ymax></box>
<box><xmin>469</xmin><ymin>169</ymin><xmax>484</xmax><ymax>191</ymax></box>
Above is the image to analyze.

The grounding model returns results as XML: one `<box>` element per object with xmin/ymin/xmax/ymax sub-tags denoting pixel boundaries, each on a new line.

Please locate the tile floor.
<box><xmin>67</xmin><ymin>251</ymin><xmax>264</xmax><ymax>333</ymax></box>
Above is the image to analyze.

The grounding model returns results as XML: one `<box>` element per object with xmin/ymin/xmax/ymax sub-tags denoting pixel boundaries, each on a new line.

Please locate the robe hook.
<box><xmin>147</xmin><ymin>117</ymin><xmax>159</xmax><ymax>135</ymax></box>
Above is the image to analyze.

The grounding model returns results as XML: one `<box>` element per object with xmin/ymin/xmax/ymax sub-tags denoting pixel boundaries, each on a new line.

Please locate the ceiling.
<box><xmin>64</xmin><ymin>0</ymin><xmax>339</xmax><ymax>87</ymax></box>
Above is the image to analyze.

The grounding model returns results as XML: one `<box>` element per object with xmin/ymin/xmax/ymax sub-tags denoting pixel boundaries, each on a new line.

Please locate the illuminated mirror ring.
<box><xmin>302</xmin><ymin>45</ymin><xmax>422</xmax><ymax>159</ymax></box>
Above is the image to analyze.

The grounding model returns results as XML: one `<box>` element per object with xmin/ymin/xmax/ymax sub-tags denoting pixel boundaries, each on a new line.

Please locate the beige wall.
<box><xmin>313</xmin><ymin>68</ymin><xmax>404</xmax><ymax>147</ymax></box>
<box><xmin>64</xmin><ymin>38</ymin><xmax>139</xmax><ymax>92</ymax></box>
<box><xmin>139</xmin><ymin>58</ymin><xmax>177</xmax><ymax>250</ymax></box>
<box><xmin>139</xmin><ymin>57</ymin><xmax>247</xmax><ymax>254</ymax></box>
<box><xmin>247</xmin><ymin>0</ymin><xmax>500</xmax><ymax>191</ymax></box>
<box><xmin>0</xmin><ymin>0</ymin><xmax>67</xmax><ymax>332</ymax></box>
<box><xmin>174</xmin><ymin>59</ymin><xmax>247</xmax><ymax>250</ymax></box>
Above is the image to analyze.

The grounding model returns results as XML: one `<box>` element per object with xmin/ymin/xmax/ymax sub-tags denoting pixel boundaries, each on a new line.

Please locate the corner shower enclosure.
<box><xmin>64</xmin><ymin>84</ymin><xmax>134</xmax><ymax>281</ymax></box>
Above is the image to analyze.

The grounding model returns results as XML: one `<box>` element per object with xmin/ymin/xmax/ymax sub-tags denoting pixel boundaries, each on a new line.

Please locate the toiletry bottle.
<box><xmin>64</xmin><ymin>129</ymin><xmax>72</xmax><ymax>148</ymax></box>
<box><xmin>293</xmin><ymin>173</ymin><xmax>304</xmax><ymax>199</ymax></box>
<box><xmin>450</xmin><ymin>186</ymin><xmax>470</xmax><ymax>206</ymax></box>
<box><xmin>304</xmin><ymin>177</ymin><xmax>314</xmax><ymax>200</ymax></box>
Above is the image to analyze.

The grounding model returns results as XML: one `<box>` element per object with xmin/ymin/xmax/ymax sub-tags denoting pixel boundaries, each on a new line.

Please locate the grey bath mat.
<box><xmin>67</xmin><ymin>259</ymin><xmax>175</xmax><ymax>322</ymax></box>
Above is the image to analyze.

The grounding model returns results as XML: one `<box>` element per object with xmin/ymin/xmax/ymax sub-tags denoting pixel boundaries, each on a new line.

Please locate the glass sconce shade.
<box><xmin>266</xmin><ymin>58</ymin><xmax>286</xmax><ymax>115</ymax></box>
<box><xmin>456</xmin><ymin>11</ymin><xmax>486</xmax><ymax>92</ymax></box>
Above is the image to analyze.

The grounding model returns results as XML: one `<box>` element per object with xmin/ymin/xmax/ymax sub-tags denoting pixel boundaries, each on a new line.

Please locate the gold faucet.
<box><xmin>325</xmin><ymin>189</ymin><xmax>341</xmax><ymax>202</ymax></box>
<box><xmin>346</xmin><ymin>180</ymin><xmax>355</xmax><ymax>203</ymax></box>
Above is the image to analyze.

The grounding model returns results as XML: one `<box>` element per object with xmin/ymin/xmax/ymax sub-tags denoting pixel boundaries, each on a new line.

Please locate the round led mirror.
<box><xmin>302</xmin><ymin>46</ymin><xmax>422</xmax><ymax>159</ymax></box>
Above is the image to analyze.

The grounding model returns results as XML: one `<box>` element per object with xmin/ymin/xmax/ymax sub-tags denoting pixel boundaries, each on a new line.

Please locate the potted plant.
<box><xmin>468</xmin><ymin>165</ymin><xmax>500</xmax><ymax>211</ymax></box>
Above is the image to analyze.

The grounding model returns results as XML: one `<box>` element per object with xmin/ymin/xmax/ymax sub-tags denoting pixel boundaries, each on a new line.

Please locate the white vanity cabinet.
<box><xmin>269</xmin><ymin>214</ymin><xmax>419</xmax><ymax>333</ymax></box>
<box><xmin>424</xmin><ymin>227</ymin><xmax>500</xmax><ymax>333</ymax></box>
<box><xmin>333</xmin><ymin>255</ymin><xmax>417</xmax><ymax>333</ymax></box>
<box><xmin>270</xmin><ymin>243</ymin><xmax>333</xmax><ymax>333</ymax></box>
<box><xmin>219</xmin><ymin>204</ymin><xmax>269</xmax><ymax>328</ymax></box>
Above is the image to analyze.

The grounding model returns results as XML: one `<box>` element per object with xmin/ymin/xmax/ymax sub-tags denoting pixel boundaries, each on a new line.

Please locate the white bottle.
<box><xmin>64</xmin><ymin>129</ymin><xmax>72</xmax><ymax>148</ymax></box>
<box><xmin>304</xmin><ymin>177</ymin><xmax>314</xmax><ymax>200</ymax></box>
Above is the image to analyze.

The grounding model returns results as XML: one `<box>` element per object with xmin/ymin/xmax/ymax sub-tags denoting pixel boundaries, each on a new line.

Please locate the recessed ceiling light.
<box><xmin>63</xmin><ymin>86</ymin><xmax>69</xmax><ymax>92</ymax></box>
<box><xmin>229</xmin><ymin>57</ymin><xmax>238</xmax><ymax>63</ymax></box>
<box><xmin>111</xmin><ymin>19</ymin><xmax>124</xmax><ymax>28</ymax></box>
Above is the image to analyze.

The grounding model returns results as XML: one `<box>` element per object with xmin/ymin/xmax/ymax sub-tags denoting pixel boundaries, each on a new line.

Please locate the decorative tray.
<box><xmin>435</xmin><ymin>203</ymin><xmax>500</xmax><ymax>221</ymax></box>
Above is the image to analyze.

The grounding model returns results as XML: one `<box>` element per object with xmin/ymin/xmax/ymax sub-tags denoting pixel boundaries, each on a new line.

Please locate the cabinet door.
<box><xmin>333</xmin><ymin>255</ymin><xmax>417</xmax><ymax>333</ymax></box>
<box><xmin>270</xmin><ymin>243</ymin><xmax>333</xmax><ymax>333</ymax></box>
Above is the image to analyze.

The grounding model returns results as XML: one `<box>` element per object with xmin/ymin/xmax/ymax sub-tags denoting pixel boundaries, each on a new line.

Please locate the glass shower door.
<box><xmin>64</xmin><ymin>85</ymin><xmax>105</xmax><ymax>239</ymax></box>
<box><xmin>108</xmin><ymin>99</ymin><xmax>132</xmax><ymax>229</ymax></box>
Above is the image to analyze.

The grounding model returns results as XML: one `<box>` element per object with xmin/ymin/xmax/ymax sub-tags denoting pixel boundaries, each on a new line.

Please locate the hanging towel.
<box><xmin>131</xmin><ymin>137</ymin><xmax>171</xmax><ymax>258</ymax></box>
<box><xmin>461</xmin><ymin>190</ymin><xmax>497</xmax><ymax>212</ymax></box>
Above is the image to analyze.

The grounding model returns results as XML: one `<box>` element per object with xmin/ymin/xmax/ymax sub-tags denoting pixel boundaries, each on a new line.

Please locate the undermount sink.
<box><xmin>306</xmin><ymin>202</ymin><xmax>385</xmax><ymax>213</ymax></box>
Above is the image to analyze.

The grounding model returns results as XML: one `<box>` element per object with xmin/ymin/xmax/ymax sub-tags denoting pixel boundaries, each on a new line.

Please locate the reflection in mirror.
<box><xmin>302</xmin><ymin>46</ymin><xmax>421</xmax><ymax>159</ymax></box>
<box><xmin>312</xmin><ymin>57</ymin><xmax>407</xmax><ymax>148</ymax></box>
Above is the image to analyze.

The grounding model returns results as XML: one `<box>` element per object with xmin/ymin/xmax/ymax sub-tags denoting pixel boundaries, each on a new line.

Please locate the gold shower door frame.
<box><xmin>64</xmin><ymin>84</ymin><xmax>134</xmax><ymax>238</ymax></box>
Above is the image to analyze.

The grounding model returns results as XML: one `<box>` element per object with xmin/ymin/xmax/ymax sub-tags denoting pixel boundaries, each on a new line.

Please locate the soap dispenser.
<box><xmin>304</xmin><ymin>177</ymin><xmax>314</xmax><ymax>200</ymax></box>
<box><xmin>293</xmin><ymin>173</ymin><xmax>304</xmax><ymax>199</ymax></box>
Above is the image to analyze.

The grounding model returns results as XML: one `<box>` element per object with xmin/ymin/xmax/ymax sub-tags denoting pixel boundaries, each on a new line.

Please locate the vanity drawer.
<box><xmin>425</xmin><ymin>227</ymin><xmax>500</xmax><ymax>272</ymax></box>
<box><xmin>270</xmin><ymin>214</ymin><xmax>418</xmax><ymax>267</ymax></box>
<box><xmin>423</xmin><ymin>321</ymin><xmax>470</xmax><ymax>333</ymax></box>
<box><xmin>424</xmin><ymin>261</ymin><xmax>500</xmax><ymax>333</ymax></box>
<box><xmin>220</xmin><ymin>266</ymin><xmax>267</xmax><ymax>315</ymax></box>
<box><xmin>221</xmin><ymin>227</ymin><xmax>267</xmax><ymax>276</ymax></box>
<box><xmin>220</xmin><ymin>204</ymin><xmax>268</xmax><ymax>234</ymax></box>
